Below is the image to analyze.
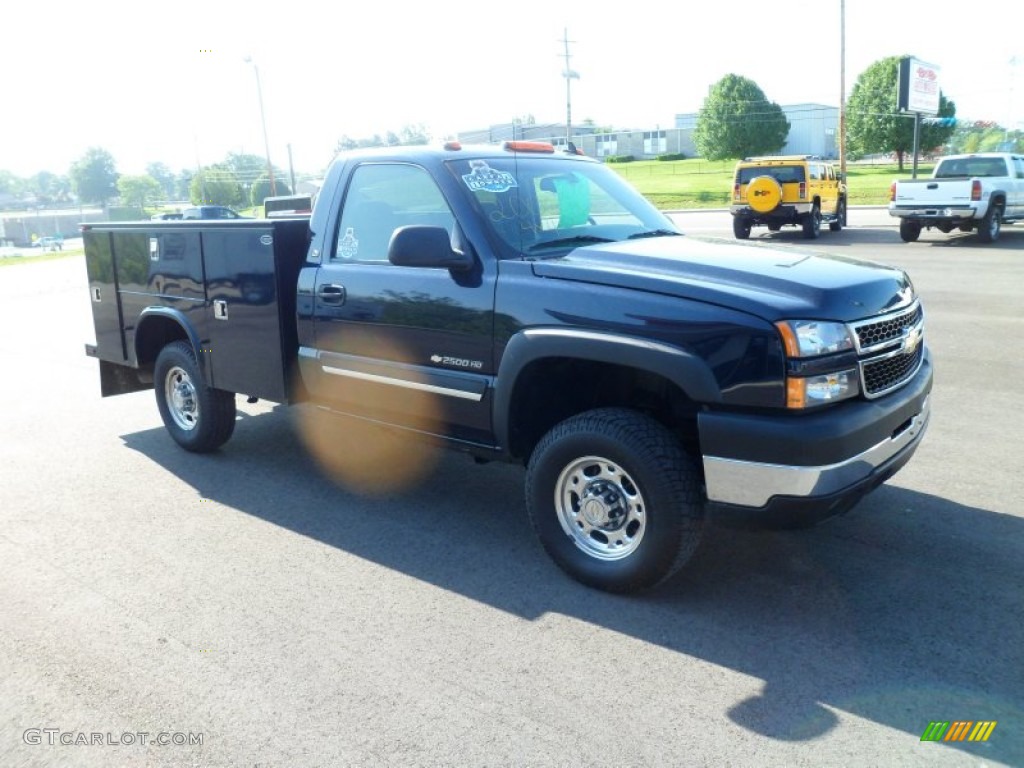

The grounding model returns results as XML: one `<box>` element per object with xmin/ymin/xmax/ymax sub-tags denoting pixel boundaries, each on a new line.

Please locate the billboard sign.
<box><xmin>898</xmin><ymin>57</ymin><xmax>941</xmax><ymax>116</ymax></box>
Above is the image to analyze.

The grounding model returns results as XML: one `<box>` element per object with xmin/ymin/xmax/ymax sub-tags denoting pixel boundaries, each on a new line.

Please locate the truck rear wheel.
<box><xmin>525</xmin><ymin>408</ymin><xmax>704</xmax><ymax>593</ymax></box>
<box><xmin>801</xmin><ymin>206</ymin><xmax>821</xmax><ymax>239</ymax></box>
<box><xmin>976</xmin><ymin>203</ymin><xmax>1002</xmax><ymax>243</ymax></box>
<box><xmin>154</xmin><ymin>341</ymin><xmax>236</xmax><ymax>452</ymax></box>
<box><xmin>829</xmin><ymin>199</ymin><xmax>846</xmax><ymax>232</ymax></box>
<box><xmin>732</xmin><ymin>216</ymin><xmax>752</xmax><ymax>239</ymax></box>
<box><xmin>899</xmin><ymin>219</ymin><xmax>921</xmax><ymax>242</ymax></box>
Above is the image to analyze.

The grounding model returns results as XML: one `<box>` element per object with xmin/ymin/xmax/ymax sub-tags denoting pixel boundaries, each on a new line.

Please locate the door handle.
<box><xmin>317</xmin><ymin>284</ymin><xmax>346</xmax><ymax>305</ymax></box>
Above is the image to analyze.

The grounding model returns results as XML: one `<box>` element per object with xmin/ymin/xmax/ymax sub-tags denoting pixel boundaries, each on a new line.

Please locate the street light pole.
<box><xmin>245</xmin><ymin>56</ymin><xmax>277</xmax><ymax>197</ymax></box>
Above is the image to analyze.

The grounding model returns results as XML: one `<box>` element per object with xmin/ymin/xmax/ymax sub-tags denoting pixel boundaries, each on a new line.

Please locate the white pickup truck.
<box><xmin>889</xmin><ymin>152</ymin><xmax>1024</xmax><ymax>243</ymax></box>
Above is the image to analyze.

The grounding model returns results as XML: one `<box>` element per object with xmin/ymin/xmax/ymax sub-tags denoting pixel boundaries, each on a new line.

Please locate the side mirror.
<box><xmin>388</xmin><ymin>225</ymin><xmax>473</xmax><ymax>272</ymax></box>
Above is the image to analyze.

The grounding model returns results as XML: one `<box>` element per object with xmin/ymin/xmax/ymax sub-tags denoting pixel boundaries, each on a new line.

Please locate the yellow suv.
<box><xmin>730</xmin><ymin>155</ymin><xmax>847</xmax><ymax>239</ymax></box>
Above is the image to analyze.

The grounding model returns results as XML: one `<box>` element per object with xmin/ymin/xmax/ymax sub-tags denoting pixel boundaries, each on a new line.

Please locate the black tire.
<box><xmin>829</xmin><ymin>199</ymin><xmax>846</xmax><ymax>232</ymax></box>
<box><xmin>976</xmin><ymin>202</ymin><xmax>1002</xmax><ymax>243</ymax></box>
<box><xmin>154</xmin><ymin>341</ymin><xmax>236</xmax><ymax>452</ymax></box>
<box><xmin>801</xmin><ymin>206</ymin><xmax>821</xmax><ymax>239</ymax></box>
<box><xmin>525</xmin><ymin>408</ymin><xmax>704</xmax><ymax>593</ymax></box>
<box><xmin>899</xmin><ymin>219</ymin><xmax>922</xmax><ymax>243</ymax></box>
<box><xmin>732</xmin><ymin>216</ymin><xmax>752</xmax><ymax>240</ymax></box>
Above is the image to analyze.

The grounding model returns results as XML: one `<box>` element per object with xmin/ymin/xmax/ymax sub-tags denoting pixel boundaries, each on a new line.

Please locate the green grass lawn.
<box><xmin>0</xmin><ymin>247</ymin><xmax>84</xmax><ymax>267</ymax></box>
<box><xmin>609</xmin><ymin>158</ymin><xmax>931</xmax><ymax>209</ymax></box>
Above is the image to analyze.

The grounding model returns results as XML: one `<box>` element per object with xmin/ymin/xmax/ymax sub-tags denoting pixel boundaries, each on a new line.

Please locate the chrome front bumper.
<box><xmin>703</xmin><ymin>396</ymin><xmax>930</xmax><ymax>509</ymax></box>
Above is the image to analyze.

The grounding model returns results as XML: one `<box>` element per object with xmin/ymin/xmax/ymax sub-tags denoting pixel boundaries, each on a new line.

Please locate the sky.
<box><xmin>2</xmin><ymin>0</ymin><xmax>1022</xmax><ymax>180</ymax></box>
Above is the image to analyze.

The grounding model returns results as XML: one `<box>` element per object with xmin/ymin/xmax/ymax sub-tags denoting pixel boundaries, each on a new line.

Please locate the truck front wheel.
<box><xmin>154</xmin><ymin>341</ymin><xmax>236</xmax><ymax>452</ymax></box>
<box><xmin>525</xmin><ymin>408</ymin><xmax>704</xmax><ymax>593</ymax></box>
<box><xmin>977</xmin><ymin>203</ymin><xmax>1002</xmax><ymax>243</ymax></box>
<box><xmin>899</xmin><ymin>219</ymin><xmax>922</xmax><ymax>242</ymax></box>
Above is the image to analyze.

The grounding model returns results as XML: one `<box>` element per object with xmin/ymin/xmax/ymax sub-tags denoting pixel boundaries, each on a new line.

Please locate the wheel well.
<box><xmin>990</xmin><ymin>194</ymin><xmax>1005</xmax><ymax>210</ymax></box>
<box><xmin>507</xmin><ymin>358</ymin><xmax>700</xmax><ymax>463</ymax></box>
<box><xmin>135</xmin><ymin>316</ymin><xmax>190</xmax><ymax>370</ymax></box>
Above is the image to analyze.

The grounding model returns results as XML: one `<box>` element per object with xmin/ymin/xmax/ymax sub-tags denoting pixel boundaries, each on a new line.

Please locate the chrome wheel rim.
<box><xmin>165</xmin><ymin>365</ymin><xmax>199</xmax><ymax>431</ymax></box>
<box><xmin>555</xmin><ymin>456</ymin><xmax>646</xmax><ymax>560</ymax></box>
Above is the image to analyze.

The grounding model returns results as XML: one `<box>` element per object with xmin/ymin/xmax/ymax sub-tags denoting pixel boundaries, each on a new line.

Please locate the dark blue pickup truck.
<box><xmin>83</xmin><ymin>141</ymin><xmax>932</xmax><ymax>593</ymax></box>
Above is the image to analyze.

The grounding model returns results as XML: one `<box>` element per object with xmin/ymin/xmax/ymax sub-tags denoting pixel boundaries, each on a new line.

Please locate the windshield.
<box><xmin>935</xmin><ymin>157</ymin><xmax>1008</xmax><ymax>178</ymax></box>
<box><xmin>445</xmin><ymin>156</ymin><xmax>677</xmax><ymax>257</ymax></box>
<box><xmin>737</xmin><ymin>166</ymin><xmax>806</xmax><ymax>184</ymax></box>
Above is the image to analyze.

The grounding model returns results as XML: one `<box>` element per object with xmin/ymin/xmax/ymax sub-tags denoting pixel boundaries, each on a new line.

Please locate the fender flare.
<box><xmin>135</xmin><ymin>306</ymin><xmax>207</xmax><ymax>381</ymax></box>
<box><xmin>491</xmin><ymin>327</ymin><xmax>721</xmax><ymax>450</ymax></box>
<box><xmin>987</xmin><ymin>191</ymin><xmax>1006</xmax><ymax>212</ymax></box>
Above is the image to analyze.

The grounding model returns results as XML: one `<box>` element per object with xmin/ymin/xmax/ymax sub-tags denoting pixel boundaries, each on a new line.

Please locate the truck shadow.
<box><xmin>748</xmin><ymin>226</ymin><xmax>1024</xmax><ymax>248</ymax></box>
<box><xmin>123</xmin><ymin>406</ymin><xmax>1023</xmax><ymax>763</ymax></box>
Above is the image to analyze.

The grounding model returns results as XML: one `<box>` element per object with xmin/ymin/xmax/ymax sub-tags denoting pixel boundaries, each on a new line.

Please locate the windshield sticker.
<box><xmin>462</xmin><ymin>161</ymin><xmax>518</xmax><ymax>193</ymax></box>
<box><xmin>337</xmin><ymin>227</ymin><xmax>359</xmax><ymax>259</ymax></box>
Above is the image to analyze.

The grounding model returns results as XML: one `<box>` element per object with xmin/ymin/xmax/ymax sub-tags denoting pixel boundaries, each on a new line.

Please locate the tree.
<box><xmin>118</xmin><ymin>174</ymin><xmax>162</xmax><ymax>208</ymax></box>
<box><xmin>175</xmin><ymin>169</ymin><xmax>194</xmax><ymax>201</ymax></box>
<box><xmin>70</xmin><ymin>147</ymin><xmax>119</xmax><ymax>205</ymax></box>
<box><xmin>846</xmin><ymin>56</ymin><xmax>957</xmax><ymax>170</ymax></box>
<box><xmin>0</xmin><ymin>170</ymin><xmax>25</xmax><ymax>197</ymax></box>
<box><xmin>399</xmin><ymin>123</ymin><xmax>430</xmax><ymax>145</ymax></box>
<box><xmin>692</xmin><ymin>74</ymin><xmax>789</xmax><ymax>160</ymax></box>
<box><xmin>223</xmin><ymin>152</ymin><xmax>272</xmax><ymax>186</ymax></box>
<box><xmin>948</xmin><ymin>120</ymin><xmax>1021</xmax><ymax>154</ymax></box>
<box><xmin>189</xmin><ymin>165</ymin><xmax>244</xmax><ymax>206</ymax></box>
<box><xmin>146</xmin><ymin>162</ymin><xmax>177</xmax><ymax>200</ymax></box>
<box><xmin>334</xmin><ymin>126</ymin><xmax>433</xmax><ymax>155</ymax></box>
<box><xmin>250</xmin><ymin>174</ymin><xmax>292</xmax><ymax>207</ymax></box>
<box><xmin>28</xmin><ymin>171</ymin><xmax>61</xmax><ymax>204</ymax></box>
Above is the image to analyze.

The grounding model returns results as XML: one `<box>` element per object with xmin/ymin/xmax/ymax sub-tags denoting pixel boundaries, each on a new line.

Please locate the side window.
<box><xmin>809</xmin><ymin>164</ymin><xmax>822</xmax><ymax>181</ymax></box>
<box><xmin>1014</xmin><ymin>157</ymin><xmax>1024</xmax><ymax>178</ymax></box>
<box><xmin>334</xmin><ymin>164</ymin><xmax>455</xmax><ymax>262</ymax></box>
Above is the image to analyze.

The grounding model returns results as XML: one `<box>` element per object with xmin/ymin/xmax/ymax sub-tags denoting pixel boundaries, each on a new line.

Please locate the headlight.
<box><xmin>776</xmin><ymin>320</ymin><xmax>859</xmax><ymax>408</ymax></box>
<box><xmin>775</xmin><ymin>320</ymin><xmax>854</xmax><ymax>357</ymax></box>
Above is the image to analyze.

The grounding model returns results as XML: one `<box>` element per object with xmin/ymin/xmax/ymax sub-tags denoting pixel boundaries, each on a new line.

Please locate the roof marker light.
<box><xmin>503</xmin><ymin>141</ymin><xmax>555</xmax><ymax>153</ymax></box>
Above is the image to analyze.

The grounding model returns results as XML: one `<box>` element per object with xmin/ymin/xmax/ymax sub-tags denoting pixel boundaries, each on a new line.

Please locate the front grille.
<box><xmin>854</xmin><ymin>303</ymin><xmax>922</xmax><ymax>351</ymax></box>
<box><xmin>862</xmin><ymin>344</ymin><xmax>924</xmax><ymax>397</ymax></box>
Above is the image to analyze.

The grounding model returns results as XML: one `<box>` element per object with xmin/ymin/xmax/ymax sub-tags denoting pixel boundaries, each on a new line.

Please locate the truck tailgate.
<box><xmin>892</xmin><ymin>179</ymin><xmax>974</xmax><ymax>206</ymax></box>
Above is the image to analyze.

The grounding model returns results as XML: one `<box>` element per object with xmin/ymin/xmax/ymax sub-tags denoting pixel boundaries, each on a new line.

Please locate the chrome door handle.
<box><xmin>317</xmin><ymin>284</ymin><xmax>346</xmax><ymax>305</ymax></box>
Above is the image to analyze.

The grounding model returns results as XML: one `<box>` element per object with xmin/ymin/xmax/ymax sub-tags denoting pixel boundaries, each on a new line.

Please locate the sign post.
<box><xmin>898</xmin><ymin>57</ymin><xmax>941</xmax><ymax>179</ymax></box>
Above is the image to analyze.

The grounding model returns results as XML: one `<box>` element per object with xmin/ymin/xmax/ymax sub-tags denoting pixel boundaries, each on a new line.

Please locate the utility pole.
<box><xmin>560</xmin><ymin>29</ymin><xmax>579</xmax><ymax>144</ymax></box>
<box><xmin>245</xmin><ymin>56</ymin><xmax>277</xmax><ymax>197</ymax></box>
<box><xmin>287</xmin><ymin>143</ymin><xmax>296</xmax><ymax>193</ymax></box>
<box><xmin>839</xmin><ymin>0</ymin><xmax>847</xmax><ymax>177</ymax></box>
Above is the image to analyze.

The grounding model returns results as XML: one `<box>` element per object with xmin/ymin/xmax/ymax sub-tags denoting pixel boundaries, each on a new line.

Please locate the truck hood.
<box><xmin>530</xmin><ymin>236</ymin><xmax>913</xmax><ymax>323</ymax></box>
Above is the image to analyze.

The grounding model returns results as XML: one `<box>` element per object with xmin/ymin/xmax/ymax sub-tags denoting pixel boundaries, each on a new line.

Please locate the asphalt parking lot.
<box><xmin>1</xmin><ymin>217</ymin><xmax>1022</xmax><ymax>767</ymax></box>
